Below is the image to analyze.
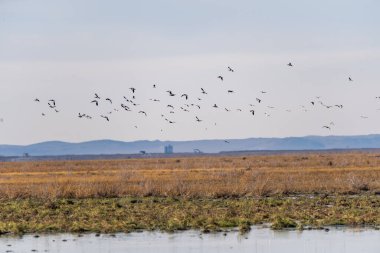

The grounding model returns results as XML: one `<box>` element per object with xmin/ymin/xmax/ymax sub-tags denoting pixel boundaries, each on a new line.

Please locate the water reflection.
<box><xmin>0</xmin><ymin>227</ymin><xmax>378</xmax><ymax>253</ymax></box>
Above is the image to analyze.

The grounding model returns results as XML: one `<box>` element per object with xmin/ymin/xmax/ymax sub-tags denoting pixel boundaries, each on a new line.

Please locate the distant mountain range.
<box><xmin>1</xmin><ymin>134</ymin><xmax>380</xmax><ymax>157</ymax></box>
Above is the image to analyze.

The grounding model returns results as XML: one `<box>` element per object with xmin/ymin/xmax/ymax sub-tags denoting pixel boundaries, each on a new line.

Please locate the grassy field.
<box><xmin>0</xmin><ymin>152</ymin><xmax>380</xmax><ymax>199</ymax></box>
<box><xmin>0</xmin><ymin>152</ymin><xmax>380</xmax><ymax>234</ymax></box>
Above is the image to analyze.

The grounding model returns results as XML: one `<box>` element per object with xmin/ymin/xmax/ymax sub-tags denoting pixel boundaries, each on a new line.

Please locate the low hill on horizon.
<box><xmin>1</xmin><ymin>134</ymin><xmax>380</xmax><ymax>157</ymax></box>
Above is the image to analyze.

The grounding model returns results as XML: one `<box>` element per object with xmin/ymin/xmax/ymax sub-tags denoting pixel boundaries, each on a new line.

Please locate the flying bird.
<box><xmin>106</xmin><ymin>98</ymin><xmax>112</xmax><ymax>104</ymax></box>
<box><xmin>348</xmin><ymin>77</ymin><xmax>353</xmax><ymax>82</ymax></box>
<box><xmin>217</xmin><ymin>76</ymin><xmax>223</xmax><ymax>81</ymax></box>
<box><xmin>228</xmin><ymin>66</ymin><xmax>234</xmax><ymax>72</ymax></box>
<box><xmin>201</xmin><ymin>88</ymin><xmax>207</xmax><ymax>94</ymax></box>
<box><xmin>130</xmin><ymin>87</ymin><xmax>136</xmax><ymax>93</ymax></box>
<box><xmin>139</xmin><ymin>111</ymin><xmax>147</xmax><ymax>116</ymax></box>
<box><xmin>287</xmin><ymin>62</ymin><xmax>293</xmax><ymax>67</ymax></box>
<box><xmin>256</xmin><ymin>98</ymin><xmax>262</xmax><ymax>103</ymax></box>
<box><xmin>95</xmin><ymin>93</ymin><xmax>100</xmax><ymax>99</ymax></box>
<box><xmin>181</xmin><ymin>94</ymin><xmax>188</xmax><ymax>100</ymax></box>
<box><xmin>195</xmin><ymin>116</ymin><xmax>202</xmax><ymax>122</ymax></box>
<box><xmin>91</xmin><ymin>100</ymin><xmax>99</xmax><ymax>106</ymax></box>
<box><xmin>100</xmin><ymin>115</ymin><xmax>109</xmax><ymax>121</ymax></box>
<box><xmin>121</xmin><ymin>104</ymin><xmax>130</xmax><ymax>111</ymax></box>
<box><xmin>166</xmin><ymin>90</ymin><xmax>175</xmax><ymax>96</ymax></box>
<box><xmin>34</xmin><ymin>98</ymin><xmax>40</xmax><ymax>102</ymax></box>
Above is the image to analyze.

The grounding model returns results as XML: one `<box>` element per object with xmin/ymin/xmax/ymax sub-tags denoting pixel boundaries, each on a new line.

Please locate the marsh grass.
<box><xmin>1</xmin><ymin>152</ymin><xmax>380</xmax><ymax>199</ymax></box>
<box><xmin>0</xmin><ymin>152</ymin><xmax>380</xmax><ymax>234</ymax></box>
<box><xmin>0</xmin><ymin>195</ymin><xmax>378</xmax><ymax>234</ymax></box>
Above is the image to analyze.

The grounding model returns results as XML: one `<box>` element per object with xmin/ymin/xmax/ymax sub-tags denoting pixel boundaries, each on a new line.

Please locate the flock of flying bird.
<box><xmin>31</xmin><ymin>62</ymin><xmax>364</xmax><ymax>134</ymax></box>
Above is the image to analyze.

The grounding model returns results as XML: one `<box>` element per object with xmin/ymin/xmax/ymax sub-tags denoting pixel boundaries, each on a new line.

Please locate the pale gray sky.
<box><xmin>0</xmin><ymin>0</ymin><xmax>379</xmax><ymax>145</ymax></box>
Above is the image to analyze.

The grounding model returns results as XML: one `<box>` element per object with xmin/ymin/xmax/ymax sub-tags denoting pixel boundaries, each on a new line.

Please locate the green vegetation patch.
<box><xmin>0</xmin><ymin>195</ymin><xmax>379</xmax><ymax>235</ymax></box>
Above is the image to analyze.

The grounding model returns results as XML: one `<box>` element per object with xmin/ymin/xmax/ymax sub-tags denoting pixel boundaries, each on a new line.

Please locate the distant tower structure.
<box><xmin>164</xmin><ymin>145</ymin><xmax>173</xmax><ymax>154</ymax></box>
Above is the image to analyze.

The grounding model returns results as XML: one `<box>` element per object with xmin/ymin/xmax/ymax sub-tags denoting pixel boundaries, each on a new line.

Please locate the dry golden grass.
<box><xmin>1</xmin><ymin>152</ymin><xmax>380</xmax><ymax>199</ymax></box>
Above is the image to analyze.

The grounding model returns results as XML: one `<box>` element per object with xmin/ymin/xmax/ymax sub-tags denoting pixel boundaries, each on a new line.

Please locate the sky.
<box><xmin>0</xmin><ymin>0</ymin><xmax>379</xmax><ymax>145</ymax></box>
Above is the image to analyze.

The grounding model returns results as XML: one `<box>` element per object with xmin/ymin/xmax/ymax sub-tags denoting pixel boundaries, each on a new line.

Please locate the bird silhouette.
<box><xmin>201</xmin><ymin>88</ymin><xmax>207</xmax><ymax>94</ymax></box>
<box><xmin>95</xmin><ymin>93</ymin><xmax>100</xmax><ymax>99</ymax></box>
<box><xmin>34</xmin><ymin>98</ymin><xmax>40</xmax><ymax>102</ymax></box>
<box><xmin>91</xmin><ymin>100</ymin><xmax>99</xmax><ymax>106</ymax></box>
<box><xmin>130</xmin><ymin>87</ymin><xmax>136</xmax><ymax>93</ymax></box>
<box><xmin>139</xmin><ymin>111</ymin><xmax>147</xmax><ymax>116</ymax></box>
<box><xmin>100</xmin><ymin>115</ymin><xmax>109</xmax><ymax>121</ymax></box>
<box><xmin>250</xmin><ymin>110</ymin><xmax>255</xmax><ymax>115</ymax></box>
<box><xmin>256</xmin><ymin>98</ymin><xmax>262</xmax><ymax>103</ymax></box>
<box><xmin>106</xmin><ymin>98</ymin><xmax>112</xmax><ymax>104</ymax></box>
<box><xmin>217</xmin><ymin>76</ymin><xmax>223</xmax><ymax>81</ymax></box>
<box><xmin>287</xmin><ymin>62</ymin><xmax>293</xmax><ymax>67</ymax></box>
<box><xmin>181</xmin><ymin>94</ymin><xmax>188</xmax><ymax>100</ymax></box>
<box><xmin>121</xmin><ymin>104</ymin><xmax>131</xmax><ymax>111</ymax></box>
<box><xmin>195</xmin><ymin>116</ymin><xmax>202</xmax><ymax>122</ymax></box>
<box><xmin>166</xmin><ymin>90</ymin><xmax>175</xmax><ymax>96</ymax></box>
<box><xmin>48</xmin><ymin>100</ymin><xmax>56</xmax><ymax>108</ymax></box>
<box><xmin>228</xmin><ymin>66</ymin><xmax>234</xmax><ymax>72</ymax></box>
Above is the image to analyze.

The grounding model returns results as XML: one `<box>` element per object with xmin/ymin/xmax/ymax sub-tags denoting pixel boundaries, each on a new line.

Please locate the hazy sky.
<box><xmin>0</xmin><ymin>0</ymin><xmax>379</xmax><ymax>145</ymax></box>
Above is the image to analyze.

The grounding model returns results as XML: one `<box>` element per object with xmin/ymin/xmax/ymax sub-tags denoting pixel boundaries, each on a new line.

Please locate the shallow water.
<box><xmin>0</xmin><ymin>227</ymin><xmax>379</xmax><ymax>253</ymax></box>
